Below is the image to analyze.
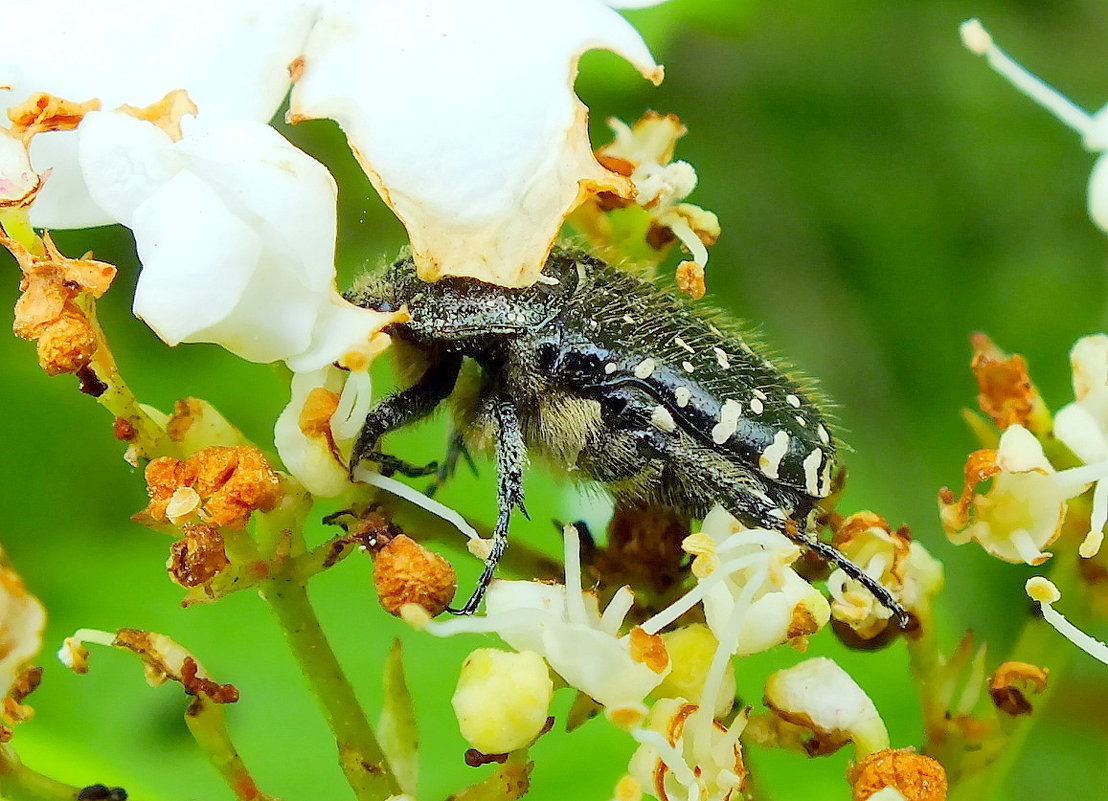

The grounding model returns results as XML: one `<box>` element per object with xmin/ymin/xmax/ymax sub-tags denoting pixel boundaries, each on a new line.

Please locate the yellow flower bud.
<box><xmin>452</xmin><ymin>649</ymin><xmax>553</xmax><ymax>755</ymax></box>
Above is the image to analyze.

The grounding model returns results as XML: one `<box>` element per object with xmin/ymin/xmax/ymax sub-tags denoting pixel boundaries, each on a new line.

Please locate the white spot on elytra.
<box><xmin>794</xmin><ymin>415</ymin><xmax>806</xmax><ymax>427</ymax></box>
<box><xmin>675</xmin><ymin>336</ymin><xmax>695</xmax><ymax>354</ymax></box>
<box><xmin>759</xmin><ymin>431</ymin><xmax>790</xmax><ymax>479</ymax></box>
<box><xmin>651</xmin><ymin>405</ymin><xmax>676</xmax><ymax>433</ymax></box>
<box><xmin>682</xmin><ymin>361</ymin><xmax>695</xmax><ymax>373</ymax></box>
<box><xmin>713</xmin><ymin>347</ymin><xmax>730</xmax><ymax>369</ymax></box>
<box><xmin>623</xmin><ymin>314</ymin><xmax>636</xmax><ymax>324</ymax></box>
<box><xmin>817</xmin><ymin>424</ymin><xmax>830</xmax><ymax>445</ymax></box>
<box><xmin>536</xmin><ymin>274</ymin><xmax>560</xmax><ymax>285</ymax></box>
<box><xmin>786</xmin><ymin>394</ymin><xmax>801</xmax><ymax>408</ymax></box>
<box><xmin>802</xmin><ymin>449</ymin><xmax>822</xmax><ymax>496</ymax></box>
<box><xmin>711</xmin><ymin>399</ymin><xmax>743</xmax><ymax>444</ymax></box>
<box><xmin>604</xmin><ymin>363</ymin><xmax>618</xmax><ymax>375</ymax></box>
<box><xmin>634</xmin><ymin>357</ymin><xmax>656</xmax><ymax>379</ymax></box>
<box><xmin>752</xmin><ymin>388</ymin><xmax>767</xmax><ymax>401</ymax></box>
<box><xmin>749</xmin><ymin>397</ymin><xmax>764</xmax><ymax>415</ymax></box>
<box><xmin>674</xmin><ymin>387</ymin><xmax>692</xmax><ymax>408</ymax></box>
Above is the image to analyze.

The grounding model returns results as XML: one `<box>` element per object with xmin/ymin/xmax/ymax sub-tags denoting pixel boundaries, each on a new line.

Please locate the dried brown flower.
<box><xmin>850</xmin><ymin>748</ymin><xmax>948</xmax><ymax>801</ymax></box>
<box><xmin>373</xmin><ymin>534</ymin><xmax>457</xmax><ymax>617</ymax></box>
<box><xmin>988</xmin><ymin>661</ymin><xmax>1048</xmax><ymax>716</ymax></box>
<box><xmin>168</xmin><ymin>524</ymin><xmax>230</xmax><ymax>587</ymax></box>
<box><xmin>970</xmin><ymin>333</ymin><xmax>1047</xmax><ymax>432</ymax></box>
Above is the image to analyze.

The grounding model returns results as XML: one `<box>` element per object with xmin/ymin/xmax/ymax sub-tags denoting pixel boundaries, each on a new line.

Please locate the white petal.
<box><xmin>541</xmin><ymin>625</ymin><xmax>665</xmax><ymax>708</ymax></box>
<box><xmin>1055</xmin><ymin>403</ymin><xmax>1108</xmax><ymax>465</ymax></box>
<box><xmin>1088</xmin><ymin>153</ymin><xmax>1108</xmax><ymax>234</ymax></box>
<box><xmin>0</xmin><ymin>128</ymin><xmax>38</xmax><ymax>206</ymax></box>
<box><xmin>7</xmin><ymin>0</ymin><xmax>320</xmax><ymax>228</ymax></box>
<box><xmin>78</xmin><ymin>111</ymin><xmax>182</xmax><ymax>226</ymax></box>
<box><xmin>290</xmin><ymin>0</ymin><xmax>662</xmax><ymax>287</ymax></box>
<box><xmin>995</xmin><ymin>424</ymin><xmax>1052</xmax><ymax>473</ymax></box>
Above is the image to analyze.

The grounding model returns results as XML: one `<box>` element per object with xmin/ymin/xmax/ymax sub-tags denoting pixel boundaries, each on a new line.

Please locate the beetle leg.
<box><xmin>451</xmin><ymin>393</ymin><xmax>527</xmax><ymax>615</ymax></box>
<box><xmin>425</xmin><ymin>430</ymin><xmax>479</xmax><ymax>498</ymax></box>
<box><xmin>626</xmin><ymin>413</ymin><xmax>912</xmax><ymax>628</ymax></box>
<box><xmin>350</xmin><ymin>352</ymin><xmax>462</xmax><ymax>478</ymax></box>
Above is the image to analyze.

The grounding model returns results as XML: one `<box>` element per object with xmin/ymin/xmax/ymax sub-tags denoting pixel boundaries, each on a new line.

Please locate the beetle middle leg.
<box><xmin>425</xmin><ymin>430</ymin><xmax>479</xmax><ymax>498</ymax></box>
<box><xmin>450</xmin><ymin>393</ymin><xmax>529</xmax><ymax>615</ymax></box>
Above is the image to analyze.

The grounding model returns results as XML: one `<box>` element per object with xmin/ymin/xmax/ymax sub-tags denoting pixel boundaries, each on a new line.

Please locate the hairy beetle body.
<box><xmin>347</xmin><ymin>247</ymin><xmax>906</xmax><ymax>623</ymax></box>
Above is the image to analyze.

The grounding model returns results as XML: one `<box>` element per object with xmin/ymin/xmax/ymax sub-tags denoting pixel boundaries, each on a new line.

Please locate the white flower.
<box><xmin>289</xmin><ymin>0</ymin><xmax>663</xmax><ymax>287</ymax></box>
<box><xmin>961</xmin><ymin>19</ymin><xmax>1108</xmax><ymax>233</ymax></box>
<box><xmin>77</xmin><ymin>111</ymin><xmax>398</xmax><ymax>370</ymax></box>
<box><xmin>940</xmin><ymin>424</ymin><xmax>1088</xmax><ymax>565</ymax></box>
<box><xmin>1054</xmin><ymin>334</ymin><xmax>1108</xmax><ymax>557</ymax></box>
<box><xmin>828</xmin><ymin>512</ymin><xmax>944</xmax><ymax>637</ymax></box>
<box><xmin>640</xmin><ymin>505</ymin><xmax>830</xmax><ymax>657</ymax></box>
<box><xmin>762</xmin><ymin>657</ymin><xmax>889</xmax><ymax>759</ymax></box>
<box><xmin>0</xmin><ymin>547</ymin><xmax>46</xmax><ymax>720</ymax></box>
<box><xmin>2</xmin><ymin>0</ymin><xmax>320</xmax><ymax>228</ymax></box>
<box><xmin>627</xmin><ymin>697</ymin><xmax>748</xmax><ymax>801</ymax></box>
<box><xmin>425</xmin><ymin>525</ymin><xmax>670</xmax><ymax>719</ymax></box>
<box><xmin>7</xmin><ymin>1</ymin><xmax>665</xmax><ymax>288</ymax></box>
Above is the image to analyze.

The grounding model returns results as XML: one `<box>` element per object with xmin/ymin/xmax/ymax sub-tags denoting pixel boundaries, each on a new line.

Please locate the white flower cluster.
<box><xmin>1</xmin><ymin>0</ymin><xmax>667</xmax><ymax>492</ymax></box>
<box><xmin>426</xmin><ymin>510</ymin><xmax>893</xmax><ymax>801</ymax></box>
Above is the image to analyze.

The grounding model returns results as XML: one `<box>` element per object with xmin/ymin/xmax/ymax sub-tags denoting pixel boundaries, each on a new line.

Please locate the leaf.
<box><xmin>378</xmin><ymin>638</ymin><xmax>419</xmax><ymax>795</ymax></box>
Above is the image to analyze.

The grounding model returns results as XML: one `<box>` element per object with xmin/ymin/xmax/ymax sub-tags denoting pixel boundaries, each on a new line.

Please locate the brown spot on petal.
<box><xmin>113</xmin><ymin>417</ymin><xmax>136</xmax><ymax>442</ymax></box>
<box><xmin>7</xmin><ymin>93</ymin><xmax>101</xmax><ymax>139</ymax></box>
<box><xmin>971</xmin><ymin>333</ymin><xmax>1046</xmax><ymax>431</ymax></box>
<box><xmin>288</xmin><ymin>55</ymin><xmax>306</xmax><ymax>82</ymax></box>
<box><xmin>850</xmin><ymin>748</ymin><xmax>948</xmax><ymax>801</ymax></box>
<box><xmin>373</xmin><ymin>535</ymin><xmax>457</xmax><ymax>617</ymax></box>
<box><xmin>300</xmin><ymin>388</ymin><xmax>340</xmax><ymax>438</ymax></box>
<box><xmin>117</xmin><ymin>89</ymin><xmax>197</xmax><ymax>141</ymax></box>
<box><xmin>988</xmin><ymin>661</ymin><xmax>1048</xmax><ymax>716</ymax></box>
<box><xmin>628</xmin><ymin>627</ymin><xmax>669</xmax><ymax>674</ymax></box>
<box><xmin>596</xmin><ymin>154</ymin><xmax>635</xmax><ymax>177</ymax></box>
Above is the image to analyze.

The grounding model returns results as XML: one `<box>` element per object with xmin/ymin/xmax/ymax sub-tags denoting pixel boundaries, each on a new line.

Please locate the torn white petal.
<box><xmin>290</xmin><ymin>0</ymin><xmax>662</xmax><ymax>287</ymax></box>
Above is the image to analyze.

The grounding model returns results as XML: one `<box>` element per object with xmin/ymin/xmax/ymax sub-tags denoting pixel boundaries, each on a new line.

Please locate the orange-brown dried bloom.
<box><xmin>970</xmin><ymin>333</ymin><xmax>1048</xmax><ymax>432</ymax></box>
<box><xmin>139</xmin><ymin>446</ymin><xmax>280</xmax><ymax>529</ymax></box>
<box><xmin>675</xmin><ymin>260</ymin><xmax>706</xmax><ymax>299</ymax></box>
<box><xmin>373</xmin><ymin>534</ymin><xmax>457</xmax><ymax>617</ymax></box>
<box><xmin>4</xmin><ymin>231</ymin><xmax>116</xmax><ymax>374</ymax></box>
<box><xmin>988</xmin><ymin>661</ymin><xmax>1048</xmax><ymax>716</ymax></box>
<box><xmin>168</xmin><ymin>524</ymin><xmax>230</xmax><ymax>588</ymax></box>
<box><xmin>850</xmin><ymin>748</ymin><xmax>948</xmax><ymax>801</ymax></box>
<box><xmin>116</xmin><ymin>89</ymin><xmax>197</xmax><ymax>141</ymax></box>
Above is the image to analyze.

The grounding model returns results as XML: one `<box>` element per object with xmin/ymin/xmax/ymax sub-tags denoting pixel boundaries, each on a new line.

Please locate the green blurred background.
<box><xmin>2</xmin><ymin>1</ymin><xmax>1107</xmax><ymax>799</ymax></box>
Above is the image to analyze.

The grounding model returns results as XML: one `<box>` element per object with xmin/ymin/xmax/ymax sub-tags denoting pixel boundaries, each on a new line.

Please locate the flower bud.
<box><xmin>451</xmin><ymin>648</ymin><xmax>553</xmax><ymax>755</ymax></box>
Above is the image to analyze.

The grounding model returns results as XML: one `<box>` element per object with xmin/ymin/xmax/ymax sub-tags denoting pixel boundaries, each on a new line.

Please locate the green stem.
<box><xmin>0</xmin><ymin>744</ymin><xmax>113</xmax><ymax>801</ymax></box>
<box><xmin>185</xmin><ymin>697</ymin><xmax>276</xmax><ymax>801</ymax></box>
<box><xmin>951</xmin><ymin>555</ymin><xmax>1081</xmax><ymax>801</ymax></box>
<box><xmin>261</xmin><ymin>573</ymin><xmax>400</xmax><ymax>801</ymax></box>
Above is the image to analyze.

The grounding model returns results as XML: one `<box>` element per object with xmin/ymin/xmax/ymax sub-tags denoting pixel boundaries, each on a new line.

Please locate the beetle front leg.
<box><xmin>350</xmin><ymin>352</ymin><xmax>462</xmax><ymax>478</ymax></box>
<box><xmin>451</xmin><ymin>393</ymin><xmax>528</xmax><ymax>615</ymax></box>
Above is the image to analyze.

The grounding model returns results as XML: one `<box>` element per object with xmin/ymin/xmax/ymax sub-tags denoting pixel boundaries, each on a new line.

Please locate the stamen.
<box><xmin>600</xmin><ymin>586</ymin><xmax>636</xmax><ymax>636</ymax></box>
<box><xmin>640</xmin><ymin>552</ymin><xmax>768</xmax><ymax>634</ymax></box>
<box><xmin>562</xmin><ymin>524</ymin><xmax>589</xmax><ymax>626</ymax></box>
<box><xmin>354</xmin><ymin>466</ymin><xmax>480</xmax><ymax>541</ymax></box>
<box><xmin>1080</xmin><ymin>478</ymin><xmax>1108</xmax><ymax>558</ymax></box>
<box><xmin>1027</xmin><ymin>577</ymin><xmax>1108</xmax><ymax>665</ymax></box>
<box><xmin>630</xmin><ymin>728</ymin><xmax>696</xmax><ymax>786</ymax></box>
<box><xmin>961</xmin><ymin>18</ymin><xmax>1098</xmax><ymax>144</ymax></box>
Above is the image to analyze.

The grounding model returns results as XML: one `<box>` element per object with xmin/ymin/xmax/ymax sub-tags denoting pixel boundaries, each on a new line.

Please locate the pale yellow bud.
<box><xmin>452</xmin><ymin>649</ymin><xmax>553</xmax><ymax>755</ymax></box>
